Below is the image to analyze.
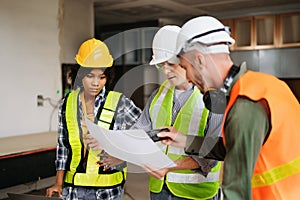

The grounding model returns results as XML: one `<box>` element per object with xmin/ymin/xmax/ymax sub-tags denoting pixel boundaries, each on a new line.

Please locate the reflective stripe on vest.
<box><xmin>65</xmin><ymin>90</ymin><xmax>82</xmax><ymax>173</ymax></box>
<box><xmin>252</xmin><ymin>157</ymin><xmax>300</xmax><ymax>187</ymax></box>
<box><xmin>98</xmin><ymin>91</ymin><xmax>122</xmax><ymax>129</ymax></box>
<box><xmin>149</xmin><ymin>80</ymin><xmax>172</xmax><ymax>128</ymax></box>
<box><xmin>223</xmin><ymin>69</ymin><xmax>300</xmax><ymax>199</ymax></box>
<box><xmin>64</xmin><ymin>90</ymin><xmax>125</xmax><ymax>187</ymax></box>
<box><xmin>149</xmin><ymin>80</ymin><xmax>220</xmax><ymax>199</ymax></box>
<box><xmin>167</xmin><ymin>171</ymin><xmax>220</xmax><ymax>184</ymax></box>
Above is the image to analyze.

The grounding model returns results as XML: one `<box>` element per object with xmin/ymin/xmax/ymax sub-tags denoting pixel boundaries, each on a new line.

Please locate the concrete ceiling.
<box><xmin>94</xmin><ymin>0</ymin><xmax>300</xmax><ymax>26</ymax></box>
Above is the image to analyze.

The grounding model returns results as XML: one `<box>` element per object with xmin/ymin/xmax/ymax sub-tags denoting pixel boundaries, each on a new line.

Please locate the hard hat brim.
<box><xmin>149</xmin><ymin>55</ymin><xmax>170</xmax><ymax>65</ymax></box>
<box><xmin>149</xmin><ymin>55</ymin><xmax>180</xmax><ymax>65</ymax></box>
<box><xmin>149</xmin><ymin>58</ymin><xmax>163</xmax><ymax>65</ymax></box>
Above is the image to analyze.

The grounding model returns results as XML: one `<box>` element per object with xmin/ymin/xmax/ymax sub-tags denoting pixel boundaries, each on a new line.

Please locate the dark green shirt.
<box><xmin>185</xmin><ymin>63</ymin><xmax>270</xmax><ymax>199</ymax></box>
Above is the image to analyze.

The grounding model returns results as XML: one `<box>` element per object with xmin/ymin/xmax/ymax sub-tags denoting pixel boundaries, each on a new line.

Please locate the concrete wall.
<box><xmin>0</xmin><ymin>0</ymin><xmax>93</xmax><ymax>138</ymax></box>
<box><xmin>59</xmin><ymin>0</ymin><xmax>94</xmax><ymax>63</ymax></box>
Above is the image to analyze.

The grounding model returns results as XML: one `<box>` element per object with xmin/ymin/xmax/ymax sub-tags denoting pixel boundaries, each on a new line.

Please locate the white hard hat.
<box><xmin>149</xmin><ymin>25</ymin><xmax>181</xmax><ymax>65</ymax></box>
<box><xmin>176</xmin><ymin>16</ymin><xmax>235</xmax><ymax>55</ymax></box>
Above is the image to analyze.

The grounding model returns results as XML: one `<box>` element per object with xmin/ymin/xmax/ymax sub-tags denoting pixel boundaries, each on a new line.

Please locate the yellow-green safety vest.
<box><xmin>149</xmin><ymin>80</ymin><xmax>220</xmax><ymax>199</ymax></box>
<box><xmin>64</xmin><ymin>89</ymin><xmax>126</xmax><ymax>187</ymax></box>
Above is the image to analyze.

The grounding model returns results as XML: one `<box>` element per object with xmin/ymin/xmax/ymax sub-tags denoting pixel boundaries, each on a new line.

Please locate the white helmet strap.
<box><xmin>187</xmin><ymin>26</ymin><xmax>231</xmax><ymax>44</ymax></box>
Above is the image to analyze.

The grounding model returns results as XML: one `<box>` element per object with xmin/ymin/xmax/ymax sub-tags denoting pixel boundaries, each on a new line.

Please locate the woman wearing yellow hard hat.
<box><xmin>46</xmin><ymin>38</ymin><xmax>142</xmax><ymax>200</ymax></box>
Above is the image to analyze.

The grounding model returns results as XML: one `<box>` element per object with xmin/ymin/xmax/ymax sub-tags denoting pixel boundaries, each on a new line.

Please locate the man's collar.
<box><xmin>225</xmin><ymin>62</ymin><xmax>247</xmax><ymax>96</ymax></box>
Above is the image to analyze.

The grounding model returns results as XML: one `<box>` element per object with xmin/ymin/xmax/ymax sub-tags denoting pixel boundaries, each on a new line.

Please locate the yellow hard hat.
<box><xmin>75</xmin><ymin>38</ymin><xmax>113</xmax><ymax>68</ymax></box>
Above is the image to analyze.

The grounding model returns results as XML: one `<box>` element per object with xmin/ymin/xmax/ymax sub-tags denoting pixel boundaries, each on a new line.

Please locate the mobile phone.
<box><xmin>147</xmin><ymin>128</ymin><xmax>170</xmax><ymax>142</ymax></box>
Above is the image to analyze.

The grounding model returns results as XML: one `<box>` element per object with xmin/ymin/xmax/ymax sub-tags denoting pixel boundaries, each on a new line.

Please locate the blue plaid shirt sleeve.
<box><xmin>55</xmin><ymin>98</ymin><xmax>69</xmax><ymax>170</ymax></box>
<box><xmin>113</xmin><ymin>95</ymin><xmax>142</xmax><ymax>130</ymax></box>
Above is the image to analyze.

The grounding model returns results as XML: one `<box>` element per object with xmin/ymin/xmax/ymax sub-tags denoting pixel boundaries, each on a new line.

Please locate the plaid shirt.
<box><xmin>55</xmin><ymin>87</ymin><xmax>141</xmax><ymax>200</ymax></box>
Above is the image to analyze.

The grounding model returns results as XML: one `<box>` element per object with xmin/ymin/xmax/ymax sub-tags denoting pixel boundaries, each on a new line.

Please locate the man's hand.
<box><xmin>97</xmin><ymin>153</ymin><xmax>124</xmax><ymax>171</ymax></box>
<box><xmin>86</xmin><ymin>134</ymin><xmax>102</xmax><ymax>151</ymax></box>
<box><xmin>158</xmin><ymin>126</ymin><xmax>187</xmax><ymax>148</ymax></box>
<box><xmin>143</xmin><ymin>165</ymin><xmax>170</xmax><ymax>179</ymax></box>
<box><xmin>143</xmin><ymin>156</ymin><xmax>201</xmax><ymax>180</ymax></box>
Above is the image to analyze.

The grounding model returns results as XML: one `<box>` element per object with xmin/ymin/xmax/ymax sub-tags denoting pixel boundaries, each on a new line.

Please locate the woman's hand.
<box><xmin>86</xmin><ymin>134</ymin><xmax>102</xmax><ymax>151</ymax></box>
<box><xmin>46</xmin><ymin>184</ymin><xmax>63</xmax><ymax>198</ymax></box>
<box><xmin>97</xmin><ymin>153</ymin><xmax>124</xmax><ymax>171</ymax></box>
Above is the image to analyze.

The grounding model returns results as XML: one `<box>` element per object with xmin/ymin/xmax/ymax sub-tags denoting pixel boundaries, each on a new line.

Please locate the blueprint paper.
<box><xmin>85</xmin><ymin>117</ymin><xmax>176</xmax><ymax>169</ymax></box>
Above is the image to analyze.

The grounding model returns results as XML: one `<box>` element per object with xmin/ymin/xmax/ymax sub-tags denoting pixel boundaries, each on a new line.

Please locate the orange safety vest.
<box><xmin>222</xmin><ymin>71</ymin><xmax>300</xmax><ymax>199</ymax></box>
